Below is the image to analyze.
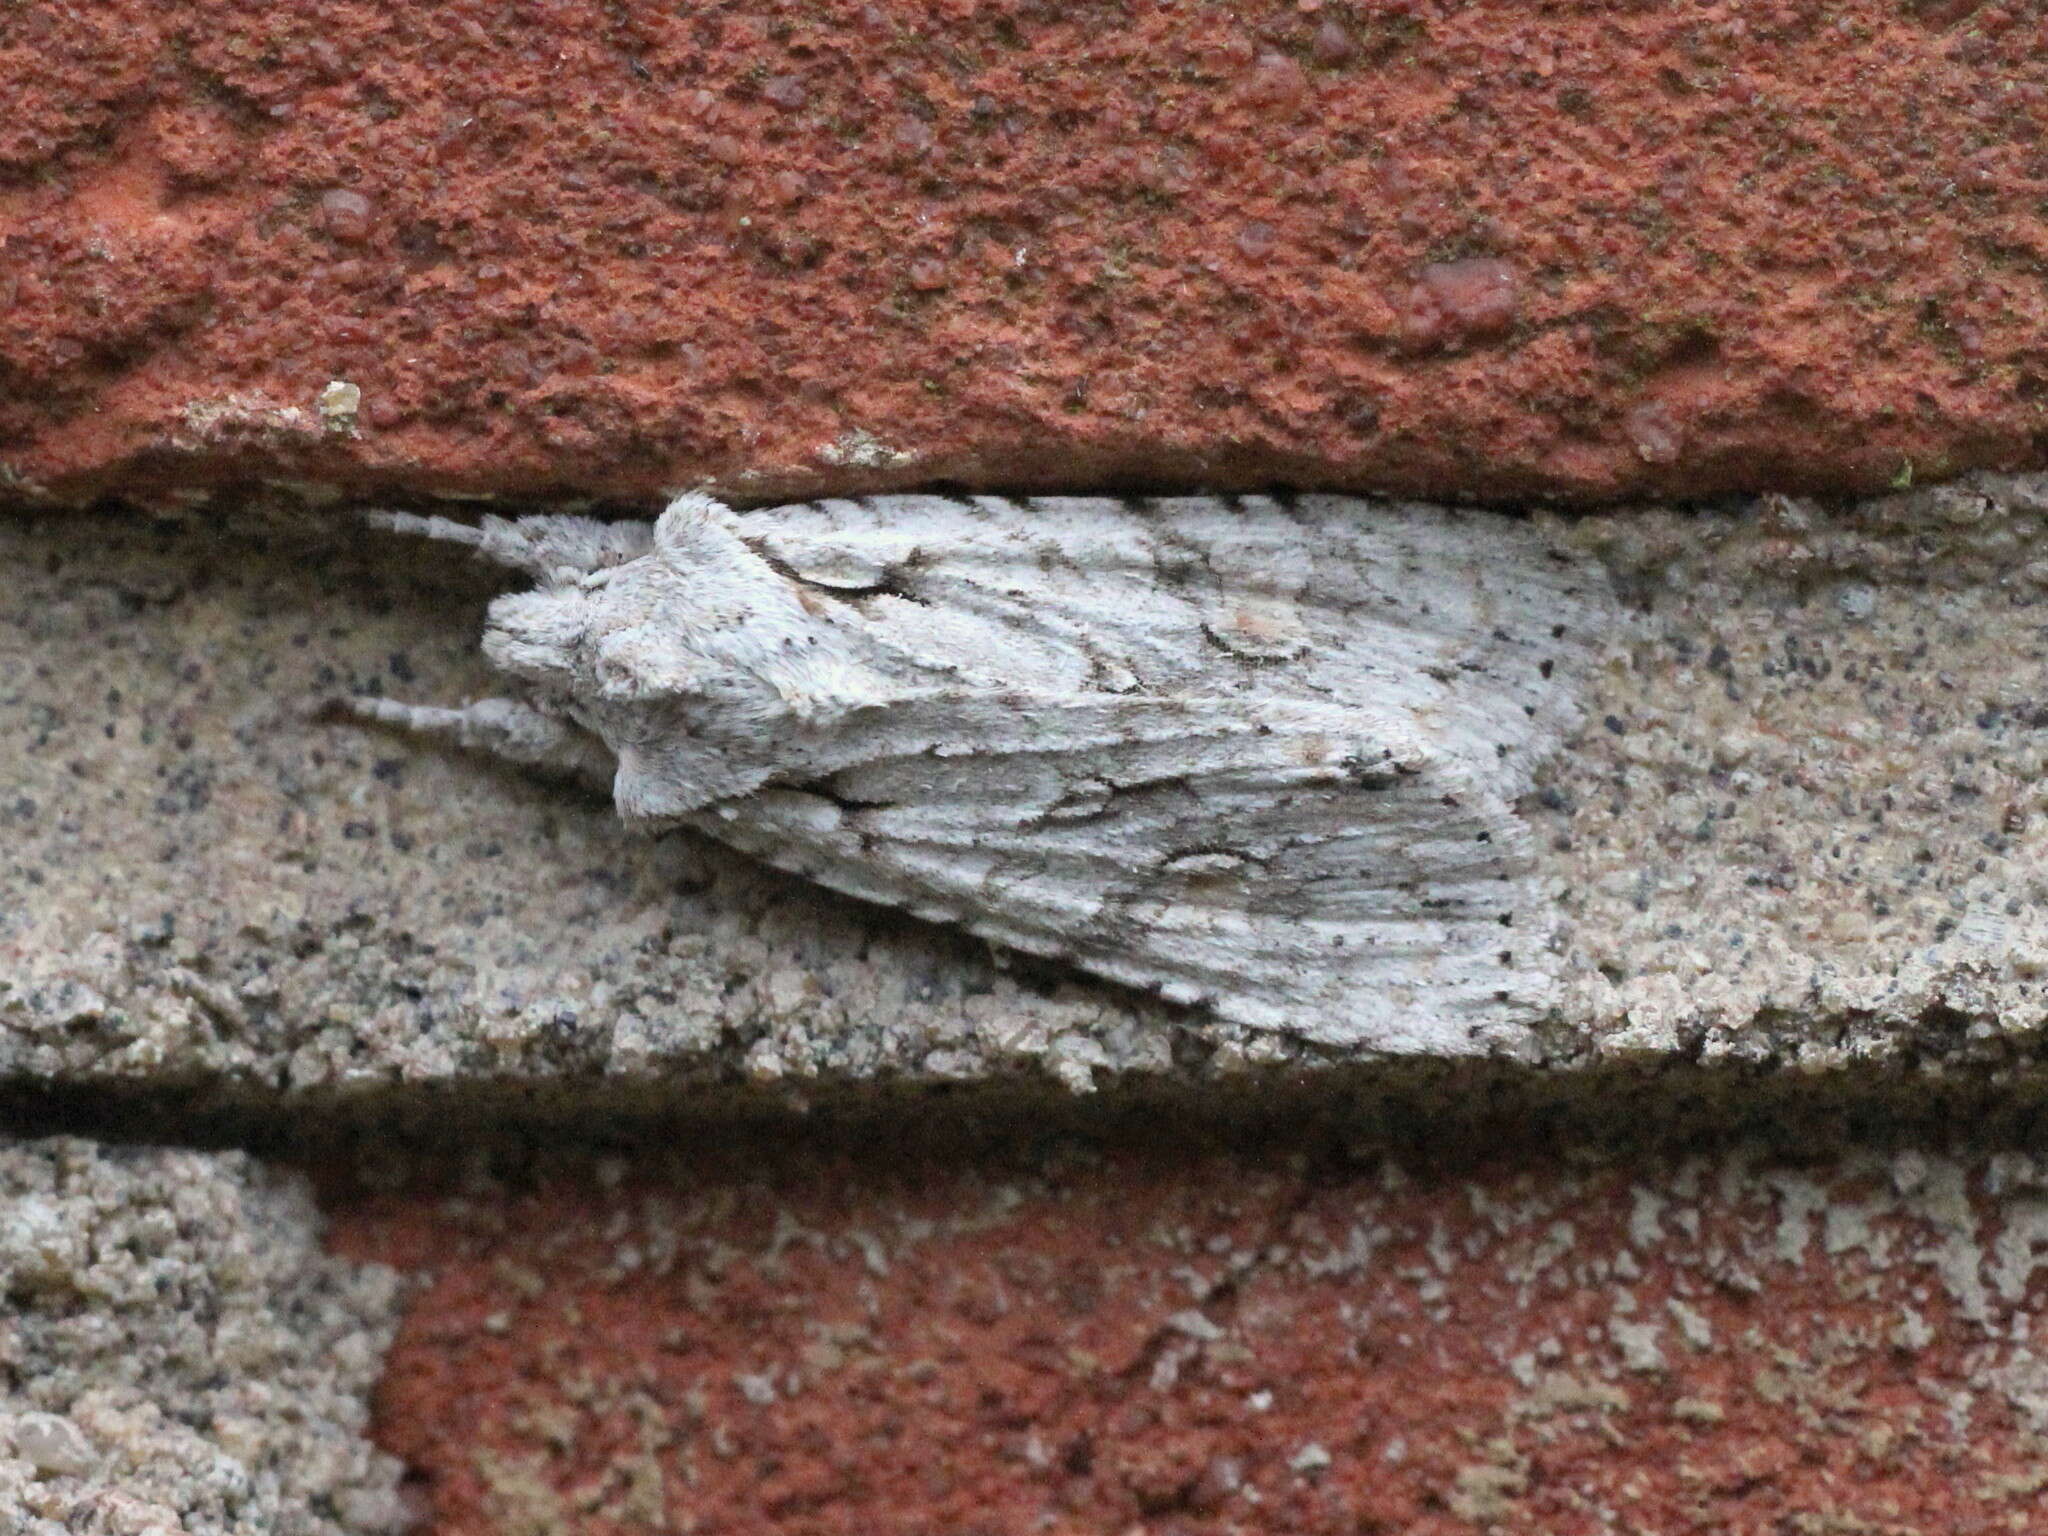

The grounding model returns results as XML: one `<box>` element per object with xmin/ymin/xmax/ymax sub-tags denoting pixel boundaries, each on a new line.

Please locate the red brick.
<box><xmin>325</xmin><ymin>1142</ymin><xmax>2048</xmax><ymax>1534</ymax></box>
<box><xmin>3</xmin><ymin>0</ymin><xmax>2045</xmax><ymax>505</ymax></box>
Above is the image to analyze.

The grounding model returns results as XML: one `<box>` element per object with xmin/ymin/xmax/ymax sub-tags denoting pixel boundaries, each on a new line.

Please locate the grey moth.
<box><xmin>355</xmin><ymin>492</ymin><xmax>1614</xmax><ymax>1052</ymax></box>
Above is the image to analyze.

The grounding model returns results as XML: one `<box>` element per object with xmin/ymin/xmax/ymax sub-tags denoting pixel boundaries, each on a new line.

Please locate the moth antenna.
<box><xmin>363</xmin><ymin>508</ymin><xmax>487</xmax><ymax>547</ymax></box>
<box><xmin>363</xmin><ymin>509</ymin><xmax>542</xmax><ymax>570</ymax></box>
<box><xmin>338</xmin><ymin>695</ymin><xmax>616</xmax><ymax>787</ymax></box>
<box><xmin>342</xmin><ymin>694</ymin><xmax>483</xmax><ymax>734</ymax></box>
<box><xmin>366</xmin><ymin>507</ymin><xmax>658</xmax><ymax>578</ymax></box>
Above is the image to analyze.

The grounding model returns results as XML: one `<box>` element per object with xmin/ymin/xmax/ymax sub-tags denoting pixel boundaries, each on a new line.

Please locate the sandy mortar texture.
<box><xmin>0</xmin><ymin>1136</ymin><xmax>406</xmax><ymax>1534</ymax></box>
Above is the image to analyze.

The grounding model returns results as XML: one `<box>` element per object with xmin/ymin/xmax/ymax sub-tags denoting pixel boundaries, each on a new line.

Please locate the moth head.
<box><xmin>482</xmin><ymin>583</ymin><xmax>716</xmax><ymax>705</ymax></box>
<box><xmin>479</xmin><ymin>587</ymin><xmax>599</xmax><ymax>688</ymax></box>
<box><xmin>482</xmin><ymin>492</ymin><xmax>876</xmax><ymax>727</ymax></box>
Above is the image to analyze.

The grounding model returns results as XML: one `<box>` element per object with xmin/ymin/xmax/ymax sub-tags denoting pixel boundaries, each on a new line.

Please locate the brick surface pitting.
<box><xmin>3</xmin><ymin>0</ymin><xmax>2045</xmax><ymax>505</ymax></box>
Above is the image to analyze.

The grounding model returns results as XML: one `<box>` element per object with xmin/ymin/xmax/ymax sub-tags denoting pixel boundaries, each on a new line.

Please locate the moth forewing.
<box><xmin>357</xmin><ymin>492</ymin><xmax>1616</xmax><ymax>1052</ymax></box>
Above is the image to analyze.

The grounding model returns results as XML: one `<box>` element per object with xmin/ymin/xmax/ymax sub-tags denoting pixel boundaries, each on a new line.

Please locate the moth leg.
<box><xmin>364</xmin><ymin>509</ymin><xmax>515</xmax><ymax>557</ymax></box>
<box><xmin>365</xmin><ymin>509</ymin><xmax>654</xmax><ymax>579</ymax></box>
<box><xmin>344</xmin><ymin>695</ymin><xmax>616</xmax><ymax>788</ymax></box>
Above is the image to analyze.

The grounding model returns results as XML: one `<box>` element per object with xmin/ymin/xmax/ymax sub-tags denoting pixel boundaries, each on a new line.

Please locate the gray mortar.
<box><xmin>0</xmin><ymin>1136</ymin><xmax>406</xmax><ymax>1534</ymax></box>
<box><xmin>3</xmin><ymin>474</ymin><xmax>2047</xmax><ymax>1096</ymax></box>
<box><xmin>1547</xmin><ymin>475</ymin><xmax>2048</xmax><ymax>1066</ymax></box>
